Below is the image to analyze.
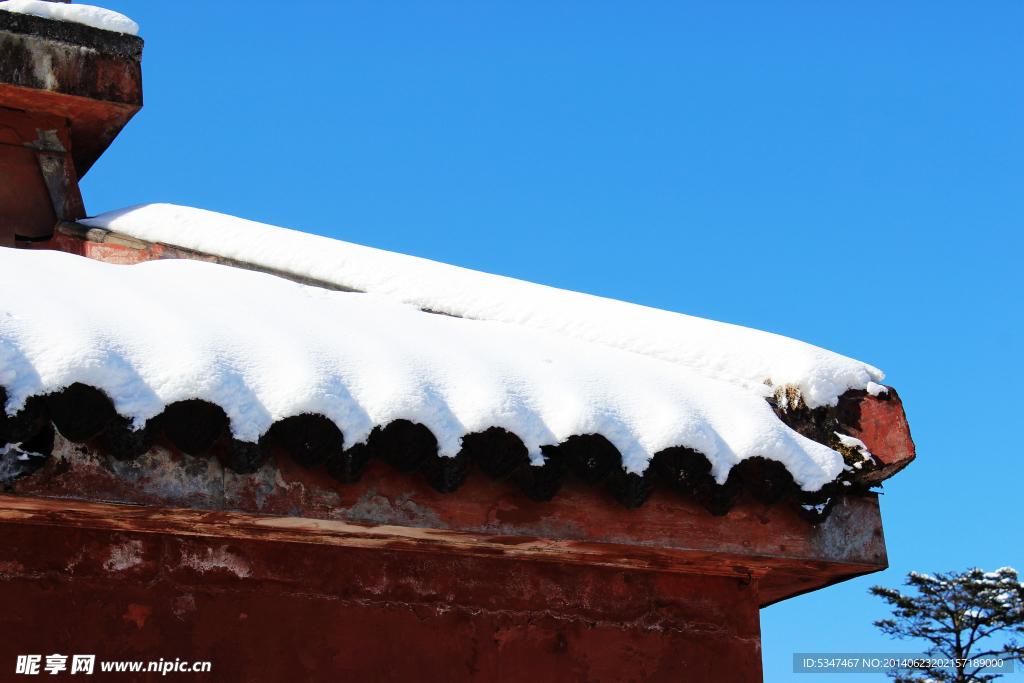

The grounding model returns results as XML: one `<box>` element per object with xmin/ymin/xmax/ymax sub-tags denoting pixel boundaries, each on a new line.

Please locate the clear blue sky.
<box><xmin>83</xmin><ymin>2</ymin><xmax>1023</xmax><ymax>680</ymax></box>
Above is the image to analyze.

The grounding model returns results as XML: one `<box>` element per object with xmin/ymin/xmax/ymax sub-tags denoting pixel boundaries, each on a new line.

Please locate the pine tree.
<box><xmin>871</xmin><ymin>568</ymin><xmax>1024</xmax><ymax>682</ymax></box>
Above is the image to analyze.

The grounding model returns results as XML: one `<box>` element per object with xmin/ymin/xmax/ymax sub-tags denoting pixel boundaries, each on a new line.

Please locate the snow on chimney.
<box><xmin>0</xmin><ymin>1</ymin><xmax>142</xmax><ymax>246</ymax></box>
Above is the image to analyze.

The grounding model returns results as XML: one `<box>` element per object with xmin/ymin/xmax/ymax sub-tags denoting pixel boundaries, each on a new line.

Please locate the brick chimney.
<box><xmin>0</xmin><ymin>2</ymin><xmax>142</xmax><ymax>247</ymax></box>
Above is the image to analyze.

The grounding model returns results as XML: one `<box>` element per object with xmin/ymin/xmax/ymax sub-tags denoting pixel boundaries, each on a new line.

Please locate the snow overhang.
<box><xmin>3</xmin><ymin>226</ymin><xmax>915</xmax><ymax>522</ymax></box>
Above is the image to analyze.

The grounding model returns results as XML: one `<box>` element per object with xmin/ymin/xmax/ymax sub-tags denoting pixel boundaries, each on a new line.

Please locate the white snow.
<box><xmin>81</xmin><ymin>204</ymin><xmax>885</xmax><ymax>409</ymax></box>
<box><xmin>0</xmin><ymin>247</ymin><xmax>846</xmax><ymax>491</ymax></box>
<box><xmin>866</xmin><ymin>381</ymin><xmax>889</xmax><ymax>397</ymax></box>
<box><xmin>0</xmin><ymin>0</ymin><xmax>138</xmax><ymax>36</ymax></box>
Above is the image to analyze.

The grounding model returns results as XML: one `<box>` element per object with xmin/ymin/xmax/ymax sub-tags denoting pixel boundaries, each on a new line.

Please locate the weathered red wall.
<box><xmin>0</xmin><ymin>143</ymin><xmax>58</xmax><ymax>243</ymax></box>
<box><xmin>0</xmin><ymin>106</ymin><xmax>87</xmax><ymax>245</ymax></box>
<box><xmin>0</xmin><ymin>520</ymin><xmax>763</xmax><ymax>682</ymax></box>
<box><xmin>10</xmin><ymin>431</ymin><xmax>888</xmax><ymax>608</ymax></box>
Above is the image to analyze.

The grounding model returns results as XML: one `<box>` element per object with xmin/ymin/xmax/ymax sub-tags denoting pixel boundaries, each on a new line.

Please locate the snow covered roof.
<box><xmin>0</xmin><ymin>245</ymin><xmax>845</xmax><ymax>486</ymax></box>
<box><xmin>82</xmin><ymin>205</ymin><xmax>885</xmax><ymax>410</ymax></box>
<box><xmin>0</xmin><ymin>204</ymin><xmax>912</xmax><ymax>518</ymax></box>
<box><xmin>0</xmin><ymin>0</ymin><xmax>138</xmax><ymax>35</ymax></box>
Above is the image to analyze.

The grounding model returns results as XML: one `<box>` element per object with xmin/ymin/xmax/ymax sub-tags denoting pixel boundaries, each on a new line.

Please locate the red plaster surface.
<box><xmin>0</xmin><ymin>106</ymin><xmax>69</xmax><ymax>243</ymax></box>
<box><xmin>0</xmin><ymin>521</ymin><xmax>764</xmax><ymax>682</ymax></box>
<box><xmin>0</xmin><ymin>143</ymin><xmax>57</xmax><ymax>243</ymax></box>
<box><xmin>12</xmin><ymin>435</ymin><xmax>888</xmax><ymax>594</ymax></box>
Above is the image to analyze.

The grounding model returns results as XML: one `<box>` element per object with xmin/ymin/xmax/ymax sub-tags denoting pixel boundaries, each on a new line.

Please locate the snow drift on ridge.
<box><xmin>82</xmin><ymin>204</ymin><xmax>885</xmax><ymax>409</ymax></box>
<box><xmin>0</xmin><ymin>0</ymin><xmax>139</xmax><ymax>35</ymax></box>
<box><xmin>0</xmin><ymin>248</ymin><xmax>845</xmax><ymax>491</ymax></box>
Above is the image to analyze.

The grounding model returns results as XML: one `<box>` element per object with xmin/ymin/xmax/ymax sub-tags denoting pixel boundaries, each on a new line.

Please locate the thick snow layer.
<box><xmin>0</xmin><ymin>248</ymin><xmax>846</xmax><ymax>490</ymax></box>
<box><xmin>0</xmin><ymin>0</ymin><xmax>138</xmax><ymax>35</ymax></box>
<box><xmin>82</xmin><ymin>204</ymin><xmax>885</xmax><ymax>409</ymax></box>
